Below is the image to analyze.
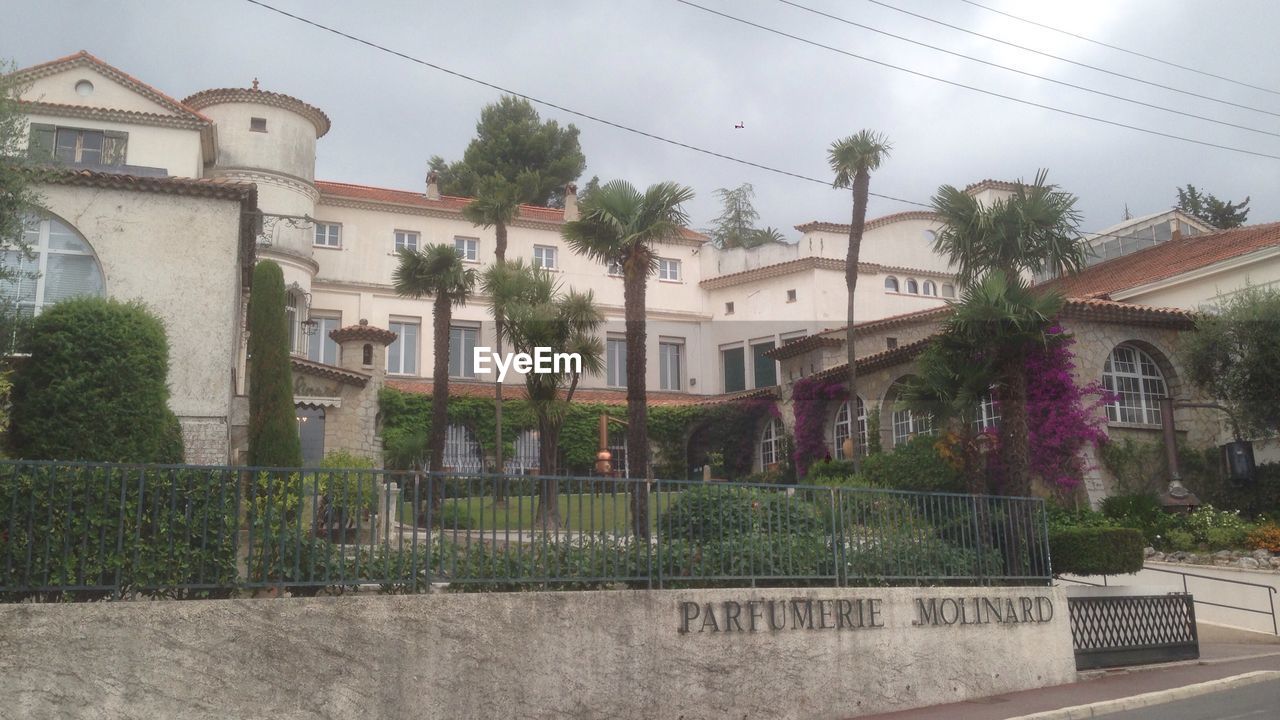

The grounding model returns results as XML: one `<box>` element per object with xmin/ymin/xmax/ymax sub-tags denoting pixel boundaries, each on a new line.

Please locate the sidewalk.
<box><xmin>853</xmin><ymin>641</ymin><xmax>1280</xmax><ymax>720</ymax></box>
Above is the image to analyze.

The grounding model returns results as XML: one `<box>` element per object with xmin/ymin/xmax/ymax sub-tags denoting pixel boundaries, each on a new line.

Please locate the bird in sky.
<box><xmin>734</xmin><ymin>121</ymin><xmax>745</xmax><ymax>129</ymax></box>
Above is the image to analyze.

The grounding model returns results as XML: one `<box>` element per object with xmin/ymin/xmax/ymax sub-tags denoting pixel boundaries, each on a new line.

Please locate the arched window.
<box><xmin>922</xmin><ymin>229</ymin><xmax>937</xmax><ymax>244</ymax></box>
<box><xmin>1103</xmin><ymin>345</ymin><xmax>1168</xmax><ymax>425</ymax></box>
<box><xmin>973</xmin><ymin>392</ymin><xmax>1000</xmax><ymax>432</ymax></box>
<box><xmin>941</xmin><ymin>283</ymin><xmax>956</xmax><ymax>298</ymax></box>
<box><xmin>884</xmin><ymin>276</ymin><xmax>899</xmax><ymax>292</ymax></box>
<box><xmin>891</xmin><ymin>407</ymin><xmax>933</xmax><ymax>447</ymax></box>
<box><xmin>905</xmin><ymin>278</ymin><xmax>919</xmax><ymax>294</ymax></box>
<box><xmin>0</xmin><ymin>215</ymin><xmax>104</xmax><ymax>315</ymax></box>
<box><xmin>759</xmin><ymin>417</ymin><xmax>784</xmax><ymax>468</ymax></box>
<box><xmin>922</xmin><ymin>280</ymin><xmax>936</xmax><ymax>296</ymax></box>
<box><xmin>443</xmin><ymin>424</ymin><xmax>484</xmax><ymax>472</ymax></box>
<box><xmin>833</xmin><ymin>397</ymin><xmax>868</xmax><ymax>459</ymax></box>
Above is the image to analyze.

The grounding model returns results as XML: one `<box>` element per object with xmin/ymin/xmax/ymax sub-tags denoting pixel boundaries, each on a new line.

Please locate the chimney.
<box><xmin>563</xmin><ymin>183</ymin><xmax>579</xmax><ymax>221</ymax></box>
<box><xmin>425</xmin><ymin>170</ymin><xmax>441</xmax><ymax>200</ymax></box>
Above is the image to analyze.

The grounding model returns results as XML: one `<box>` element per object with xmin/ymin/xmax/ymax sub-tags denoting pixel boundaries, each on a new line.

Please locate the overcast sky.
<box><xmin>5</xmin><ymin>0</ymin><xmax>1278</xmax><ymax>238</ymax></box>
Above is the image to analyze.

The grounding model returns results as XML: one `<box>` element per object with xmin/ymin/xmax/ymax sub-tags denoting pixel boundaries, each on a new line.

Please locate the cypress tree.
<box><xmin>247</xmin><ymin>261</ymin><xmax>302</xmax><ymax>467</ymax></box>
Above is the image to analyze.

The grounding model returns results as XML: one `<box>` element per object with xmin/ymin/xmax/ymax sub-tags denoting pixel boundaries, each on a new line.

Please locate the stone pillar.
<box><xmin>328</xmin><ymin>320</ymin><xmax>398</xmax><ymax>466</ymax></box>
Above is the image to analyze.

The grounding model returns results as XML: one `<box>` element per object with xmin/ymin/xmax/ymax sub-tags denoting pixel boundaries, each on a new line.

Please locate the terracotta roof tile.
<box><xmin>963</xmin><ymin>179</ymin><xmax>1023</xmax><ymax>194</ymax></box>
<box><xmin>330</xmin><ymin>322</ymin><xmax>397</xmax><ymax>345</ymax></box>
<box><xmin>1038</xmin><ymin>222</ymin><xmax>1280</xmax><ymax>298</ymax></box>
<box><xmin>384</xmin><ymin>379</ymin><xmax>777</xmax><ymax>406</ymax></box>
<box><xmin>183</xmin><ymin>87</ymin><xmax>331</xmax><ymax>137</ymax></box>
<box><xmin>12</xmin><ymin>50</ymin><xmax>212</xmax><ymax>124</ymax></box>
<box><xmin>41</xmin><ymin>167</ymin><xmax>257</xmax><ymax>203</ymax></box>
<box><xmin>794</xmin><ymin>210</ymin><xmax>938</xmax><ymax>234</ymax></box>
<box><xmin>291</xmin><ymin>357</ymin><xmax>370</xmax><ymax>387</ymax></box>
<box><xmin>700</xmin><ymin>257</ymin><xmax>953</xmax><ymax>290</ymax></box>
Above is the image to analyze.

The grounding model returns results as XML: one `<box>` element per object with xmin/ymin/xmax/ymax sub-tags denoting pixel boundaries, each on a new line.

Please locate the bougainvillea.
<box><xmin>791</xmin><ymin>375</ymin><xmax>850</xmax><ymax>477</ymax></box>
<box><xmin>1024</xmin><ymin>327</ymin><xmax>1113</xmax><ymax>494</ymax></box>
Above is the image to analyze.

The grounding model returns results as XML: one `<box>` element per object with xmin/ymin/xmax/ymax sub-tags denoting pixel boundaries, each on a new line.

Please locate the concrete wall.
<box><xmin>0</xmin><ymin>586</ymin><xmax>1075</xmax><ymax>720</ymax></box>
<box><xmin>38</xmin><ymin>184</ymin><xmax>245</xmax><ymax>462</ymax></box>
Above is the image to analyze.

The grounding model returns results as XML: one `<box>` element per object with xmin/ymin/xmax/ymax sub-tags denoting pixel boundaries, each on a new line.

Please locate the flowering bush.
<box><xmin>1024</xmin><ymin>329</ymin><xmax>1113</xmax><ymax>494</ymax></box>
<box><xmin>1246</xmin><ymin>524</ymin><xmax>1280</xmax><ymax>553</ymax></box>
<box><xmin>791</xmin><ymin>375</ymin><xmax>850</xmax><ymax>477</ymax></box>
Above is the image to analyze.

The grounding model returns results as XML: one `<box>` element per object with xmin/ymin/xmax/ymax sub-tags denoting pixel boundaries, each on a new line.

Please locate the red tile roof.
<box><xmin>330</xmin><ymin>322</ymin><xmax>397</xmax><ymax>345</ymax></box>
<box><xmin>699</xmin><ymin>256</ymin><xmax>953</xmax><ymax>290</ymax></box>
<box><xmin>183</xmin><ymin>87</ymin><xmax>331</xmax><ymax>137</ymax></box>
<box><xmin>794</xmin><ymin>210</ymin><xmax>938</xmax><ymax>234</ymax></box>
<box><xmin>385</xmin><ymin>379</ymin><xmax>776</xmax><ymax>406</ymax></box>
<box><xmin>12</xmin><ymin>50</ymin><xmax>212</xmax><ymax>124</ymax></box>
<box><xmin>316</xmin><ymin>180</ymin><xmax>707</xmax><ymax>242</ymax></box>
<box><xmin>42</xmin><ymin>167</ymin><xmax>256</xmax><ymax>203</ymax></box>
<box><xmin>291</xmin><ymin>357</ymin><xmax>369</xmax><ymax>387</ymax></box>
<box><xmin>963</xmin><ymin>179</ymin><xmax>1023</xmax><ymax>194</ymax></box>
<box><xmin>1038</xmin><ymin>222</ymin><xmax>1280</xmax><ymax>298</ymax></box>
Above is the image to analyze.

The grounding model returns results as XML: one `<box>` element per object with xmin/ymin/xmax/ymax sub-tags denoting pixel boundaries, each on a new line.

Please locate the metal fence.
<box><xmin>1067</xmin><ymin>593</ymin><xmax>1199</xmax><ymax>670</ymax></box>
<box><xmin>0</xmin><ymin>460</ymin><xmax>1051</xmax><ymax>601</ymax></box>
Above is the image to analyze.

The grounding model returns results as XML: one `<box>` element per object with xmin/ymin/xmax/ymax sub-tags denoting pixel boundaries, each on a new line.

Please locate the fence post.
<box><xmin>830</xmin><ymin>487</ymin><xmax>841</xmax><ymax>588</ymax></box>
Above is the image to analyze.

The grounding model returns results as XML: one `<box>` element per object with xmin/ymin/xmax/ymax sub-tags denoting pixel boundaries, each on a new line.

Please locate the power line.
<box><xmin>676</xmin><ymin>0</ymin><xmax>1280</xmax><ymax>161</ymax></box>
<box><xmin>863</xmin><ymin>0</ymin><xmax>1280</xmax><ymax>119</ymax></box>
<box><xmin>239</xmin><ymin>0</ymin><xmax>930</xmax><ymax>208</ymax></box>
<box><xmin>774</xmin><ymin>0</ymin><xmax>1280</xmax><ymax>140</ymax></box>
<box><xmin>958</xmin><ymin>0</ymin><xmax>1280</xmax><ymax>98</ymax></box>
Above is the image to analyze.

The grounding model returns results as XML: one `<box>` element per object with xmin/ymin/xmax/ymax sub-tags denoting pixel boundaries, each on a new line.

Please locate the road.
<box><xmin>1105</xmin><ymin>678</ymin><xmax>1280</xmax><ymax>719</ymax></box>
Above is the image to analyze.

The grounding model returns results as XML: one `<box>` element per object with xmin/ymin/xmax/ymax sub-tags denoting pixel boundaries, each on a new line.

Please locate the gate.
<box><xmin>1067</xmin><ymin>593</ymin><xmax>1199</xmax><ymax>670</ymax></box>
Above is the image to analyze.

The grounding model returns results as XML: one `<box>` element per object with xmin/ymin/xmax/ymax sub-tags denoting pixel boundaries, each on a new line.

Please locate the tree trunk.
<box><xmin>624</xmin><ymin>259</ymin><xmax>650</xmax><ymax>539</ymax></box>
<box><xmin>422</xmin><ymin>292</ymin><xmax>451</xmax><ymax>526</ymax></box>
<box><xmin>998</xmin><ymin>348</ymin><xmax>1032</xmax><ymax>578</ymax></box>
<box><xmin>493</xmin><ymin>220</ymin><xmax>507</xmax><ymax>503</ymax></box>
<box><xmin>533</xmin><ymin>413</ymin><xmax>562</xmax><ymax>530</ymax></box>
<box><xmin>845</xmin><ymin>169</ymin><xmax>872</xmax><ymax>473</ymax></box>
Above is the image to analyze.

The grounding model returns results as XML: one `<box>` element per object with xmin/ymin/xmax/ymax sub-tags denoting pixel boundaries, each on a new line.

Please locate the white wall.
<box><xmin>21</xmin><ymin>112</ymin><xmax>204</xmax><ymax>178</ymax></box>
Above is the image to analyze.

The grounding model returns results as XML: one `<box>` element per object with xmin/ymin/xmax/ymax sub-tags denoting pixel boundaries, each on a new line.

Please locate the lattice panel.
<box><xmin>1068</xmin><ymin>594</ymin><xmax>1197</xmax><ymax>651</ymax></box>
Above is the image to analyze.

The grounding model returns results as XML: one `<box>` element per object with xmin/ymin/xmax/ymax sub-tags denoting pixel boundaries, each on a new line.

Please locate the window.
<box><xmin>657</xmin><ymin>257</ymin><xmax>681</xmax><ymax>281</ymax></box>
<box><xmin>659</xmin><ymin>339</ymin><xmax>683</xmax><ymax>391</ymax></box>
<box><xmin>1103</xmin><ymin>345</ymin><xmax>1168</xmax><ymax>425</ymax></box>
<box><xmin>306</xmin><ymin>316</ymin><xmax>341</xmax><ymax>365</ymax></box>
<box><xmin>922</xmin><ymin>280</ymin><xmax>936</xmax><ymax>296</ymax></box>
<box><xmin>941</xmin><ymin>283</ymin><xmax>956</xmax><ymax>298</ymax></box>
<box><xmin>884</xmin><ymin>276</ymin><xmax>899</xmax><ymax>292</ymax></box>
<box><xmin>606</xmin><ymin>259</ymin><xmax>623</xmax><ymax>276</ymax></box>
<box><xmin>454</xmin><ymin>236</ymin><xmax>479</xmax><ymax>262</ymax></box>
<box><xmin>722</xmin><ymin>345</ymin><xmax>746</xmax><ymax>393</ymax></box>
<box><xmin>533</xmin><ymin>245</ymin><xmax>558</xmax><ymax>270</ymax></box>
<box><xmin>786</xmin><ymin>289</ymin><xmax>797</xmax><ymax>303</ymax></box>
<box><xmin>444</xmin><ymin>424</ymin><xmax>483</xmax><ymax>472</ymax></box>
<box><xmin>724</xmin><ymin>301</ymin><xmax>735</xmax><ymax>315</ymax></box>
<box><xmin>973</xmin><ymin>392</ymin><xmax>1000</xmax><ymax>432</ymax></box>
<box><xmin>923</xmin><ymin>229</ymin><xmax>937</xmax><ymax>243</ymax></box>
<box><xmin>449</xmin><ymin>325</ymin><xmax>479</xmax><ymax>378</ymax></box>
<box><xmin>394</xmin><ymin>230</ymin><xmax>419</xmax><ymax>253</ymax></box>
<box><xmin>387</xmin><ymin>321</ymin><xmax>419</xmax><ymax>375</ymax></box>
<box><xmin>886</xmin><ymin>337</ymin><xmax>898</xmax><ymax>350</ymax></box>
<box><xmin>834</xmin><ymin>398</ymin><xmax>869</xmax><ymax>459</ymax></box>
<box><xmin>250</xmin><ymin>117</ymin><xmax>267</xmax><ymax>132</ymax></box>
<box><xmin>760</xmin><ymin>417</ymin><xmax>784</xmax><ymax>467</ymax></box>
<box><xmin>314</xmin><ymin>222</ymin><xmax>340</xmax><ymax>247</ymax></box>
<box><xmin>606</xmin><ymin>336</ymin><xmax>627</xmax><ymax>387</ymax></box>
<box><xmin>0</xmin><ymin>215</ymin><xmax>105</xmax><ymax>317</ymax></box>
<box><xmin>28</xmin><ymin>124</ymin><xmax>128</xmax><ymax>167</ymax></box>
<box><xmin>905</xmin><ymin>278</ymin><xmax>919</xmax><ymax>294</ymax></box>
<box><xmin>892</xmin><ymin>408</ymin><xmax>934</xmax><ymax>446</ymax></box>
<box><xmin>285</xmin><ymin>289</ymin><xmax>305</xmax><ymax>355</ymax></box>
<box><xmin>752</xmin><ymin>341</ymin><xmax>777</xmax><ymax>388</ymax></box>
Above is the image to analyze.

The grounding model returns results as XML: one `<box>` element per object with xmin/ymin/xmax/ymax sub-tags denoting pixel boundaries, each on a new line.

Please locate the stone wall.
<box><xmin>178</xmin><ymin>418</ymin><xmax>230</xmax><ymax>465</ymax></box>
<box><xmin>0</xmin><ymin>587</ymin><xmax>1075</xmax><ymax>720</ymax></box>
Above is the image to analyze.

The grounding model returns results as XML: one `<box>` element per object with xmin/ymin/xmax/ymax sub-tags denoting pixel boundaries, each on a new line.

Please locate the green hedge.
<box><xmin>1049</xmin><ymin>526</ymin><xmax>1144</xmax><ymax>577</ymax></box>
<box><xmin>0</xmin><ymin>465</ymin><xmax>237</xmax><ymax>601</ymax></box>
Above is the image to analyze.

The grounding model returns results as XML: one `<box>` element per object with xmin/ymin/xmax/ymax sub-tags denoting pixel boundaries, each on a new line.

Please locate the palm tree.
<box><xmin>393</xmin><ymin>244</ymin><xmax>476</xmax><ymax>521</ymax></box>
<box><xmin>463</xmin><ymin>172</ymin><xmax>537</xmax><ymax>483</ymax></box>
<box><xmin>482</xmin><ymin>260</ymin><xmax>604</xmax><ymax>526</ymax></box>
<box><xmin>562</xmin><ymin>179</ymin><xmax>694</xmax><ymax>538</ymax></box>
<box><xmin>829</xmin><ymin>130</ymin><xmax>892</xmax><ymax>472</ymax></box>
<box><xmin>930</xmin><ymin>170</ymin><xmax>1086</xmax><ymax>495</ymax></box>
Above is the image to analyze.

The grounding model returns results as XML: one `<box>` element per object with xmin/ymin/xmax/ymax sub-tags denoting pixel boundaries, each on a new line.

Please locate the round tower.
<box><xmin>182</xmin><ymin>82</ymin><xmax>330</xmax><ymax>297</ymax></box>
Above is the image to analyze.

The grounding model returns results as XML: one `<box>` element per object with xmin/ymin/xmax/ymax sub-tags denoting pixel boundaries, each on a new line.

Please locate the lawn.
<box><xmin>398</xmin><ymin>490</ymin><xmax>676</xmax><ymax>533</ymax></box>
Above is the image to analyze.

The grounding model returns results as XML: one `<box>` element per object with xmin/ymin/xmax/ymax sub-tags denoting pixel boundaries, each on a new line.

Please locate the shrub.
<box><xmin>805</xmin><ymin>459</ymin><xmax>859</xmax><ymax>485</ymax></box>
<box><xmin>659</xmin><ymin>485</ymin><xmax>823</xmax><ymax>542</ymax></box>
<box><xmin>1184</xmin><ymin>504</ymin><xmax>1251</xmax><ymax>546</ymax></box>
<box><xmin>1049</xmin><ymin>527</ymin><xmax>1144</xmax><ymax>576</ymax></box>
<box><xmin>247</xmin><ymin>261</ymin><xmax>302</xmax><ymax>467</ymax></box>
<box><xmin>9</xmin><ymin>297</ymin><xmax>183</xmax><ymax>463</ymax></box>
<box><xmin>0</xmin><ymin>465</ymin><xmax>237</xmax><ymax>600</ymax></box>
<box><xmin>315</xmin><ymin>451</ymin><xmax>379</xmax><ymax>513</ymax></box>
<box><xmin>1100</xmin><ymin>493</ymin><xmax>1175</xmax><ymax>545</ymax></box>
<box><xmin>1246</xmin><ymin>524</ymin><xmax>1280</xmax><ymax>553</ymax></box>
<box><xmin>858</xmin><ymin>435</ymin><xmax>964</xmax><ymax>493</ymax></box>
<box><xmin>1163</xmin><ymin>529</ymin><xmax>1196</xmax><ymax>553</ymax></box>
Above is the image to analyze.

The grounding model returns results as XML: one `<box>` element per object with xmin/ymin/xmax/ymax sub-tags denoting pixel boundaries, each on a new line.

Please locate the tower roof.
<box><xmin>183</xmin><ymin>86</ymin><xmax>331</xmax><ymax>137</ymax></box>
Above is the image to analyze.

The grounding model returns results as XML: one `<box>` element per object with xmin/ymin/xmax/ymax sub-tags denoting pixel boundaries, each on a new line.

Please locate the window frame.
<box><xmin>454</xmin><ymin>236</ymin><xmax>479</xmax><ymax>263</ymax></box>
<box><xmin>532</xmin><ymin>244</ymin><xmax>559</xmax><ymax>270</ymax></box>
<box><xmin>605</xmin><ymin>335</ymin><xmax>627</xmax><ymax>388</ymax></box>
<box><xmin>449</xmin><ymin>324</ymin><xmax>480</xmax><ymax>379</ymax></box>
<box><xmin>1102</xmin><ymin>344</ymin><xmax>1168</xmax><ymax>426</ymax></box>
<box><xmin>656</xmin><ymin>257</ymin><xmax>682</xmax><ymax>282</ymax></box>
<box><xmin>313</xmin><ymin>222</ymin><xmax>341</xmax><ymax>248</ymax></box>
<box><xmin>394</xmin><ymin>230</ymin><xmax>420</xmax><ymax>253</ymax></box>
<box><xmin>905</xmin><ymin>278</ymin><xmax>919</xmax><ymax>294</ymax></box>
<box><xmin>0</xmin><ymin>215</ymin><xmax>106</xmax><ymax>318</ymax></box>
<box><xmin>659</xmin><ymin>338</ymin><xmax>684</xmax><ymax>391</ymax></box>
<box><xmin>884</xmin><ymin>276</ymin><xmax>899</xmax><ymax>293</ymax></box>
<box><xmin>305</xmin><ymin>314</ymin><xmax>342</xmax><ymax>365</ymax></box>
<box><xmin>387</xmin><ymin>320</ymin><xmax>420</xmax><ymax>376</ymax></box>
<box><xmin>760</xmin><ymin>417</ymin><xmax>784</xmax><ymax>468</ymax></box>
<box><xmin>892</xmin><ymin>407</ymin><xmax>934</xmax><ymax>446</ymax></box>
<box><xmin>833</xmin><ymin>397</ymin><xmax>869</xmax><ymax>459</ymax></box>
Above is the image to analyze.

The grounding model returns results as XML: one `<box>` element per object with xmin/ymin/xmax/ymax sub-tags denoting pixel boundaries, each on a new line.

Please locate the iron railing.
<box><xmin>1067</xmin><ymin>593</ymin><xmax>1199</xmax><ymax>670</ymax></box>
<box><xmin>0</xmin><ymin>460</ymin><xmax>1051</xmax><ymax>600</ymax></box>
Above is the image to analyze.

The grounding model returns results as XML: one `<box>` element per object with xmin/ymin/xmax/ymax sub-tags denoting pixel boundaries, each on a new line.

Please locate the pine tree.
<box><xmin>247</xmin><ymin>261</ymin><xmax>302</xmax><ymax>467</ymax></box>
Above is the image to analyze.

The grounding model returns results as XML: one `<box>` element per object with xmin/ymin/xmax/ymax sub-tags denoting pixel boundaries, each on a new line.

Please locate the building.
<box><xmin>7</xmin><ymin>51</ymin><xmax>1275</xmax><ymax>487</ymax></box>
